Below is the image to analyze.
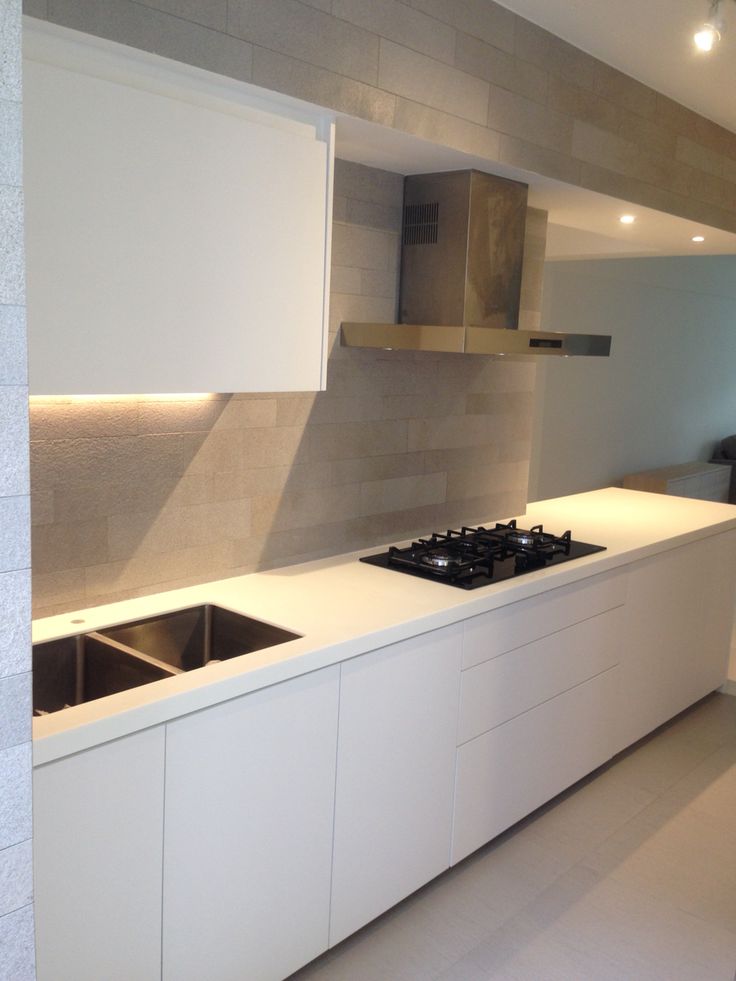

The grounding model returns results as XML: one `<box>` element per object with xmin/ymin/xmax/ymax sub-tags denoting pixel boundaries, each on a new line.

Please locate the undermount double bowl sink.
<box><xmin>33</xmin><ymin>605</ymin><xmax>301</xmax><ymax>716</ymax></box>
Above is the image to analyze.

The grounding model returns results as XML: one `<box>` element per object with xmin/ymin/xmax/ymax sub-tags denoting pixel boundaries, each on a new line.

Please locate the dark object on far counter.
<box><xmin>710</xmin><ymin>434</ymin><xmax>736</xmax><ymax>503</ymax></box>
<box><xmin>361</xmin><ymin>520</ymin><xmax>605</xmax><ymax>589</ymax></box>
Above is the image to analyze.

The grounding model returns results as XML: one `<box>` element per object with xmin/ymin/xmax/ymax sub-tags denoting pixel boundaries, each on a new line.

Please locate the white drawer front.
<box><xmin>452</xmin><ymin>667</ymin><xmax>619</xmax><ymax>865</ymax></box>
<box><xmin>462</xmin><ymin>569</ymin><xmax>626</xmax><ymax>670</ymax></box>
<box><xmin>458</xmin><ymin>607</ymin><xmax>621</xmax><ymax>745</ymax></box>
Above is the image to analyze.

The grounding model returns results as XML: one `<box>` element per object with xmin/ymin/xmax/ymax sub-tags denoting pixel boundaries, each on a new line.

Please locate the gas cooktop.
<box><xmin>360</xmin><ymin>520</ymin><xmax>606</xmax><ymax>589</ymax></box>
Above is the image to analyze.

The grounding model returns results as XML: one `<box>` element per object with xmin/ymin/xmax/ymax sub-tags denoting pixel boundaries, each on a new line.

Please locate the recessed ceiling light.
<box><xmin>692</xmin><ymin>235</ymin><xmax>706</xmax><ymax>242</ymax></box>
<box><xmin>619</xmin><ymin>215</ymin><xmax>636</xmax><ymax>225</ymax></box>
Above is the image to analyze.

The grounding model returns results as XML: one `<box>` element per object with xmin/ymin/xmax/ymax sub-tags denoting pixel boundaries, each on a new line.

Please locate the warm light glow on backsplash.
<box><xmin>29</xmin><ymin>393</ymin><xmax>219</xmax><ymax>403</ymax></box>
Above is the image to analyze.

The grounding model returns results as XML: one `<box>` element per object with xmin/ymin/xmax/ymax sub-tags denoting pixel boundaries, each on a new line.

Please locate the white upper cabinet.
<box><xmin>23</xmin><ymin>21</ymin><xmax>334</xmax><ymax>394</ymax></box>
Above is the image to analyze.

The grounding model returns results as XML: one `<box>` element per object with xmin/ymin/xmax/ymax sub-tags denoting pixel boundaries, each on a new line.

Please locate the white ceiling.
<box><xmin>336</xmin><ymin>1</ymin><xmax>736</xmax><ymax>260</ymax></box>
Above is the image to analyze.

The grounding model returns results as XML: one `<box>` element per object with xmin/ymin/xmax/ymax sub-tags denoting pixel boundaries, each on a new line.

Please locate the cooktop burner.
<box><xmin>360</xmin><ymin>520</ymin><xmax>605</xmax><ymax>589</ymax></box>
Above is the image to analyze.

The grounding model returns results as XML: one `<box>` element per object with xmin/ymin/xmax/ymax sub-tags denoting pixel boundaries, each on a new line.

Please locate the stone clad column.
<box><xmin>0</xmin><ymin>1</ymin><xmax>36</xmax><ymax>978</ymax></box>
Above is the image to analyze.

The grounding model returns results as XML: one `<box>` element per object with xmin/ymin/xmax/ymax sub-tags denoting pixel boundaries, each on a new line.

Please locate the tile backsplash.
<box><xmin>30</xmin><ymin>160</ymin><xmax>536</xmax><ymax>617</ymax></box>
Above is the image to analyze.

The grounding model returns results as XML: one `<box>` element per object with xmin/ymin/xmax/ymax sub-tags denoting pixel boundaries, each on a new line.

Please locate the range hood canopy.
<box><xmin>341</xmin><ymin>169</ymin><xmax>612</xmax><ymax>358</ymax></box>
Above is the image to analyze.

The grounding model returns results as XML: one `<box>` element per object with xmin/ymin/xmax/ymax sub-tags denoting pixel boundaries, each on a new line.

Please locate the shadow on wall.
<box><xmin>29</xmin><ymin>161</ymin><xmax>536</xmax><ymax>618</ymax></box>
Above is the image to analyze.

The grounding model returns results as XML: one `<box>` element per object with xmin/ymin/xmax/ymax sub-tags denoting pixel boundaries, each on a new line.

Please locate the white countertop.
<box><xmin>32</xmin><ymin>487</ymin><xmax>736</xmax><ymax>764</ymax></box>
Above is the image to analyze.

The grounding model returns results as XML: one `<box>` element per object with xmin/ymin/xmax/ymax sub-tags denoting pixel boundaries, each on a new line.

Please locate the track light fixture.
<box><xmin>694</xmin><ymin>0</ymin><xmax>732</xmax><ymax>51</ymax></box>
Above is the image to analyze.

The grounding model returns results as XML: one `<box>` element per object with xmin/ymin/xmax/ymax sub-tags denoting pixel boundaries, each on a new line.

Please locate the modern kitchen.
<box><xmin>3</xmin><ymin>1</ymin><xmax>736</xmax><ymax>979</ymax></box>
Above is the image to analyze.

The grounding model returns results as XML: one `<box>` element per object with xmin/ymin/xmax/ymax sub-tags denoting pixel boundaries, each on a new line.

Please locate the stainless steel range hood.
<box><xmin>341</xmin><ymin>170</ymin><xmax>612</xmax><ymax>358</ymax></box>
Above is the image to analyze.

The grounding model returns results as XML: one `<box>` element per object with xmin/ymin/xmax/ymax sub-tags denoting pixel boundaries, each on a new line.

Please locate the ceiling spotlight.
<box><xmin>619</xmin><ymin>214</ymin><xmax>636</xmax><ymax>224</ymax></box>
<box><xmin>694</xmin><ymin>0</ymin><xmax>725</xmax><ymax>50</ymax></box>
<box><xmin>692</xmin><ymin>235</ymin><xmax>706</xmax><ymax>242</ymax></box>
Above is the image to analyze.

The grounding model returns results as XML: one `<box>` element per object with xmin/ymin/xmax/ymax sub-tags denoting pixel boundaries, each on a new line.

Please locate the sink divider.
<box><xmin>84</xmin><ymin>632</ymin><xmax>182</xmax><ymax>677</ymax></box>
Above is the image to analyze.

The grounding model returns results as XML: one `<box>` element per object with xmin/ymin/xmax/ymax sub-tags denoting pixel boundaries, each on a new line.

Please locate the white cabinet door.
<box><xmin>329</xmin><ymin>625</ymin><xmax>462</xmax><ymax>946</ymax></box>
<box><xmin>24</xmin><ymin>23</ymin><xmax>333</xmax><ymax>395</ymax></box>
<box><xmin>618</xmin><ymin>531</ymin><xmax>736</xmax><ymax>751</ymax></box>
<box><xmin>34</xmin><ymin>726</ymin><xmax>165</xmax><ymax>981</ymax></box>
<box><xmin>452</xmin><ymin>667</ymin><xmax>619</xmax><ymax>865</ymax></box>
<box><xmin>162</xmin><ymin>666</ymin><xmax>339</xmax><ymax>981</ymax></box>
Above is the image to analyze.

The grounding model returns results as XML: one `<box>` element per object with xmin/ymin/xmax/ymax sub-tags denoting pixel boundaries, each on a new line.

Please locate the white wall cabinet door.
<box><xmin>34</xmin><ymin>726</ymin><xmax>166</xmax><ymax>981</ymax></box>
<box><xmin>24</xmin><ymin>22</ymin><xmax>333</xmax><ymax>395</ymax></box>
<box><xmin>329</xmin><ymin>625</ymin><xmax>462</xmax><ymax>946</ymax></box>
<box><xmin>162</xmin><ymin>666</ymin><xmax>339</xmax><ymax>981</ymax></box>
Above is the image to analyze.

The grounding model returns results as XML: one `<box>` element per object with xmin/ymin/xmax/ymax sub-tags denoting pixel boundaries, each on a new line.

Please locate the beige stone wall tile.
<box><xmin>676</xmin><ymin>136</ymin><xmax>726</xmax><ymax>179</ymax></box>
<box><xmin>330</xmin><ymin>265</ymin><xmax>362</xmax><ymax>296</ymax></box>
<box><xmin>331</xmin><ymin>451</ymin><xmax>425</xmax><ymax>486</ymax></box>
<box><xmin>30</xmin><ymin>400</ymin><xmax>139</xmax><ymax>440</ymax></box>
<box><xmin>572</xmin><ymin>120</ymin><xmax>639</xmax><ymax>177</ymax></box>
<box><xmin>274</xmin><ymin>396</ymin><xmax>317</xmax><ymax>428</ymax></box>
<box><xmin>455</xmin><ymin>32</ymin><xmax>548</xmax><ymax>104</ymax></box>
<box><xmin>107</xmin><ymin>499</ymin><xmax>250</xmax><ymax>559</ymax></box>
<box><xmin>445</xmin><ymin>460</ymin><xmax>529</xmax><ymax>501</ymax></box>
<box><xmin>227</xmin><ymin>0</ymin><xmax>379</xmax><ymax>85</ymax></box>
<box><xmin>546</xmin><ymin>77</ymin><xmax>619</xmax><ymax>135</ymax></box>
<box><xmin>329</xmin><ymin>292</ymin><xmax>398</xmax><ymax>333</ymax></box>
<box><xmin>135</xmin><ymin>398</ymin><xmax>228</xmax><ymax>436</ymax></box>
<box><xmin>251</xmin><ymin>47</ymin><xmax>396</xmax><ymax>126</ymax></box>
<box><xmin>332</xmin><ymin>223</ymin><xmax>399</xmax><ymax>271</ymax></box>
<box><xmin>379</xmin><ymin>38</ymin><xmax>489</xmax><ymax>125</ymax></box>
<box><xmin>394</xmin><ymin>98</ymin><xmax>501</xmax><ymax>161</ymax></box>
<box><xmin>31</xmin><ymin>568</ymin><xmax>86</xmax><ymax>613</ymax></box>
<box><xmin>332</xmin><ymin>0</ymin><xmax>455</xmax><ymax>64</ymax></box>
<box><xmin>214</xmin><ymin>398</ymin><xmax>278</xmax><ymax>430</ymax></box>
<box><xmin>83</xmin><ymin>541</ymin><xmax>231</xmax><ymax>598</ymax></box>
<box><xmin>252</xmin><ymin>482</ymin><xmax>362</xmax><ymax>535</ymax></box>
<box><xmin>498</xmin><ymin>135</ymin><xmax>580</xmax><ymax>185</ymax></box>
<box><xmin>466</xmin><ymin>391</ymin><xmax>535</xmax><ymax>416</ymax></box>
<box><xmin>359</xmin><ymin>471</ymin><xmax>447</xmax><ymax>516</ymax></box>
<box><xmin>488</xmin><ymin>85</ymin><xmax>573</xmax><ymax>155</ymax></box>
<box><xmin>334</xmin><ymin>159</ymin><xmax>404</xmax><ymax>207</ymax></box>
<box><xmin>305</xmin><ymin>419</ymin><xmax>409</xmax><ymax>461</ymax></box>
<box><xmin>47</xmin><ymin>0</ymin><xmax>253</xmax><ymax>82</ymax></box>
<box><xmin>407</xmin><ymin>0</ymin><xmax>514</xmax><ymax>54</ymax></box>
<box><xmin>593</xmin><ymin>63</ymin><xmax>657</xmax><ymax>118</ymax></box>
<box><xmin>138</xmin><ymin>0</ymin><xmax>227</xmax><ymax>32</ymax></box>
<box><xmin>345</xmin><ymin>197</ymin><xmax>402</xmax><ymax>233</ymax></box>
<box><xmin>309</xmin><ymin>394</ymin><xmax>385</xmax><ymax>425</ymax></box>
<box><xmin>619</xmin><ymin>111</ymin><xmax>678</xmax><ymax>160</ymax></box>
<box><xmin>32</xmin><ymin>517</ymin><xmax>108</xmax><ymax>575</ymax></box>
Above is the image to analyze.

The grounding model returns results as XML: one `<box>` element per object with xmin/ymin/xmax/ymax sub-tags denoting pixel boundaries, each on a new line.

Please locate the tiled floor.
<box><xmin>292</xmin><ymin>692</ymin><xmax>736</xmax><ymax>981</ymax></box>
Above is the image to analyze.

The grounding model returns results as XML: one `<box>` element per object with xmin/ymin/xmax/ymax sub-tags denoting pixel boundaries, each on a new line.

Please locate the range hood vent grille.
<box><xmin>403</xmin><ymin>201</ymin><xmax>439</xmax><ymax>246</ymax></box>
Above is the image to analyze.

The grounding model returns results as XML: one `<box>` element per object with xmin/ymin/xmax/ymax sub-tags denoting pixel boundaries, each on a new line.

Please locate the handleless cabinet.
<box><xmin>33</xmin><ymin>726</ymin><xmax>165</xmax><ymax>981</ymax></box>
<box><xmin>23</xmin><ymin>21</ymin><xmax>334</xmax><ymax>395</ymax></box>
<box><xmin>161</xmin><ymin>666</ymin><xmax>340</xmax><ymax>981</ymax></box>
<box><xmin>329</xmin><ymin>625</ymin><xmax>463</xmax><ymax>946</ymax></box>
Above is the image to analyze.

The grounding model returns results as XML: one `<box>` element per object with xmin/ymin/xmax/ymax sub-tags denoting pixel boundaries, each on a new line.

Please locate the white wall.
<box><xmin>529</xmin><ymin>255</ymin><xmax>736</xmax><ymax>502</ymax></box>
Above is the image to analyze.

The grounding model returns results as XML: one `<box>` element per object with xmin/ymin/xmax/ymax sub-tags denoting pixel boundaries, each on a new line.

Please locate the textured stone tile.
<box><xmin>408</xmin><ymin>0</ymin><xmax>515</xmax><ymax>55</ymax></box>
<box><xmin>139</xmin><ymin>0</ymin><xmax>227</xmax><ymax>31</ymax></box>
<box><xmin>47</xmin><ymin>0</ymin><xmax>253</xmax><ymax>82</ymax></box>
<box><xmin>379</xmin><ymin>39</ymin><xmax>489</xmax><ymax>125</ymax></box>
<box><xmin>228</xmin><ymin>0</ymin><xmax>379</xmax><ymax>85</ymax></box>
<box><xmin>0</xmin><ymin>674</ymin><xmax>30</xmax><ymax>752</ymax></box>
<box><xmin>0</xmin><ymin>1</ymin><xmax>21</xmax><ymax>102</ymax></box>
<box><xmin>106</xmin><ymin>499</ymin><xmax>251</xmax><ymax>559</ymax></box>
<box><xmin>30</xmin><ymin>568</ymin><xmax>85</xmax><ymax>617</ymax></box>
<box><xmin>345</xmin><ymin>198</ymin><xmax>402</xmax><ymax>233</ymax></box>
<box><xmin>676</xmin><ymin>135</ymin><xmax>726</xmax><ymax>179</ymax></box>
<box><xmin>455</xmin><ymin>32</ymin><xmax>548</xmax><ymax>104</ymax></box>
<box><xmin>0</xmin><ymin>498</ymin><xmax>29</xmax><ymax>575</ymax></box>
<box><xmin>0</xmin><ymin>388</ymin><xmax>28</xmax><ymax>498</ymax></box>
<box><xmin>30</xmin><ymin>399</ymin><xmax>135</xmax><ymax>441</ymax></box>
<box><xmin>0</xmin><ymin>903</ymin><xmax>36</xmax><ymax>981</ymax></box>
<box><xmin>22</xmin><ymin>0</ymin><xmax>48</xmax><ymax>15</ymax></box>
<box><xmin>0</xmin><ymin>307</ymin><xmax>26</xmax><ymax>387</ymax></box>
<box><xmin>0</xmin><ymin>100</ymin><xmax>21</xmax><ymax>186</ymax></box>
<box><xmin>0</xmin><ymin>743</ymin><xmax>31</xmax><ymax>851</ymax></box>
<box><xmin>0</xmin><ymin>570</ymin><xmax>30</xmax><ymax>679</ymax></box>
<box><xmin>499</xmin><ymin>134</ymin><xmax>581</xmax><ymax>185</ymax></box>
<box><xmin>304</xmin><ymin>419</ymin><xmax>408</xmax><ymax>461</ymax></box>
<box><xmin>394</xmin><ymin>98</ymin><xmax>501</xmax><ymax>162</ymax></box>
<box><xmin>547</xmin><ymin>75</ymin><xmax>620</xmax><ymax>135</ymax></box>
<box><xmin>252</xmin><ymin>46</ymin><xmax>395</xmax><ymax>126</ymax></box>
<box><xmin>334</xmin><ymin>0</ymin><xmax>455</xmax><ymax>64</ymax></box>
<box><xmin>332</xmin><ymin>223</ymin><xmax>399</xmax><ymax>271</ymax></box>
<box><xmin>31</xmin><ymin>516</ymin><xmax>107</xmax><ymax>575</ymax></box>
<box><xmin>252</xmin><ymin>482</ymin><xmax>361</xmax><ymax>534</ymax></box>
<box><xmin>331</xmin><ymin>451</ymin><xmax>425</xmax><ymax>486</ymax></box>
<box><xmin>0</xmin><ymin>187</ymin><xmax>24</xmax><ymax>306</ymax></box>
<box><xmin>618</xmin><ymin>109</ymin><xmax>678</xmax><ymax>160</ymax></box>
<box><xmin>83</xmin><ymin>540</ymin><xmax>231</xmax><ymax>598</ymax></box>
<box><xmin>334</xmin><ymin>158</ymin><xmax>404</xmax><ymax>208</ymax></box>
<box><xmin>360</xmin><ymin>471</ymin><xmax>447</xmax><ymax>516</ymax></box>
<box><xmin>330</xmin><ymin>265</ymin><xmax>363</xmax><ymax>295</ymax></box>
<box><xmin>488</xmin><ymin>84</ymin><xmax>573</xmax><ymax>154</ymax></box>
<box><xmin>446</xmin><ymin>460</ymin><xmax>529</xmax><ymax>501</ymax></box>
<box><xmin>593</xmin><ymin>62</ymin><xmax>658</xmax><ymax>119</ymax></box>
<box><xmin>0</xmin><ymin>840</ymin><xmax>32</xmax><ymax>918</ymax></box>
<box><xmin>572</xmin><ymin>120</ymin><xmax>639</xmax><ymax>176</ymax></box>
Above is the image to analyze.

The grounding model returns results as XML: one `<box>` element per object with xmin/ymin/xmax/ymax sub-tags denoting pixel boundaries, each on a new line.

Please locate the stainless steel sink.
<box><xmin>99</xmin><ymin>604</ymin><xmax>301</xmax><ymax>671</ymax></box>
<box><xmin>33</xmin><ymin>633</ymin><xmax>176</xmax><ymax>716</ymax></box>
<box><xmin>33</xmin><ymin>605</ymin><xmax>301</xmax><ymax>715</ymax></box>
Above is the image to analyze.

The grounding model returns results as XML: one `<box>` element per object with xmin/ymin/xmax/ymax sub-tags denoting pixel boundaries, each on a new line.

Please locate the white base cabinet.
<box><xmin>162</xmin><ymin>666</ymin><xmax>340</xmax><ymax>981</ymax></box>
<box><xmin>32</xmin><ymin>531</ymin><xmax>736</xmax><ymax>981</ymax></box>
<box><xmin>329</xmin><ymin>625</ymin><xmax>462</xmax><ymax>945</ymax></box>
<box><xmin>34</xmin><ymin>726</ymin><xmax>165</xmax><ymax>981</ymax></box>
<box><xmin>617</xmin><ymin>531</ymin><xmax>736</xmax><ymax>752</ymax></box>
